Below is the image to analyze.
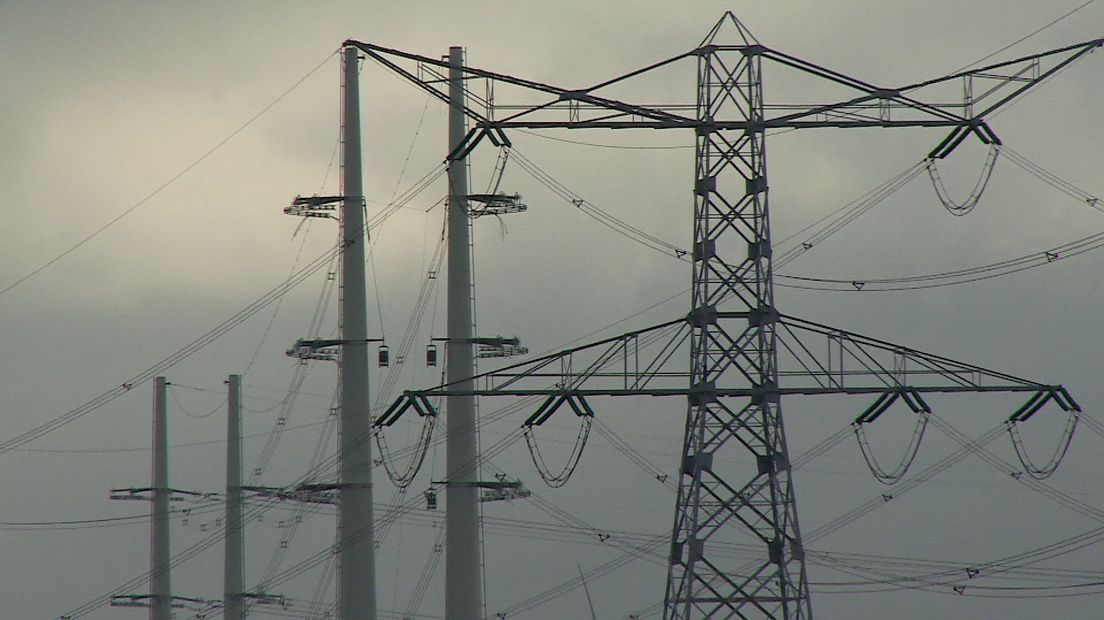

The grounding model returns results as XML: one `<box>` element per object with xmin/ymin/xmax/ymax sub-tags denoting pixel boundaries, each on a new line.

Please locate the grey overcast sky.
<box><xmin>1</xmin><ymin>1</ymin><xmax>1103</xmax><ymax>618</ymax></box>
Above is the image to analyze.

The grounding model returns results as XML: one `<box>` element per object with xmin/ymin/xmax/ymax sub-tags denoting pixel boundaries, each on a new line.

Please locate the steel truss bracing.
<box><xmin>345</xmin><ymin>13</ymin><xmax>1100</xmax><ymax>620</ymax></box>
<box><xmin>668</xmin><ymin>21</ymin><xmax>812</xmax><ymax>617</ymax></box>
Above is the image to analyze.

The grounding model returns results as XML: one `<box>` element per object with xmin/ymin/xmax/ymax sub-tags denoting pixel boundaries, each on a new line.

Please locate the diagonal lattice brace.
<box><xmin>773</xmin><ymin>314</ymin><xmax>1051</xmax><ymax>394</ymax></box>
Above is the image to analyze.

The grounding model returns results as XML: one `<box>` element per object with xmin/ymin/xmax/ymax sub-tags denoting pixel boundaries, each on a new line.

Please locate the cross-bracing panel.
<box><xmin>664</xmin><ymin>43</ymin><xmax>812</xmax><ymax>619</ymax></box>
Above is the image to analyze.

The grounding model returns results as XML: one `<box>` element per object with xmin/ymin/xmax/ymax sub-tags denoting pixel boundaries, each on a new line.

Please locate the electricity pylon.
<box><xmin>280</xmin><ymin>47</ymin><xmax>381</xmax><ymax>620</ymax></box>
<box><xmin>272</xmin><ymin>48</ymin><xmax>381</xmax><ymax>620</ymax></box>
<box><xmin>335</xmin><ymin>46</ymin><xmax>376</xmax><ymax>620</ymax></box>
<box><xmin>109</xmin><ymin>377</ymin><xmax>216</xmax><ymax>618</ymax></box>
<box><xmin>348</xmin><ymin>14</ymin><xmax>1100</xmax><ymax>619</ymax></box>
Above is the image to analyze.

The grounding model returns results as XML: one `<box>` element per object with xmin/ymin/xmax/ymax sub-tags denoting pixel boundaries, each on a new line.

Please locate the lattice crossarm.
<box><xmin>901</xmin><ymin>37</ymin><xmax>1104</xmax><ymax>119</ymax></box>
<box><xmin>383</xmin><ymin>318</ymin><xmax>692</xmax><ymax>402</ymax></box>
<box><xmin>753</xmin><ymin>38</ymin><xmax>1103</xmax><ymax>141</ymax></box>
<box><xmin>775</xmin><ymin>314</ymin><xmax>1055</xmax><ymax>393</ymax></box>
<box><xmin>344</xmin><ymin>39</ymin><xmax>697</xmax><ymax>128</ymax></box>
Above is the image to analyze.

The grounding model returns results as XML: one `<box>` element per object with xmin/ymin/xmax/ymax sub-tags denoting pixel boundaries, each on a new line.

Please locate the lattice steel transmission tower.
<box><xmin>350</xmin><ymin>13</ymin><xmax>1100</xmax><ymax>619</ymax></box>
<box><xmin>671</xmin><ymin>18</ymin><xmax>812</xmax><ymax>616</ymax></box>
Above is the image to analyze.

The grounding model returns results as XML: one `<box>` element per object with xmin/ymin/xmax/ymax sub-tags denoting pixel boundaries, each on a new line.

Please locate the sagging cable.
<box><xmin>925</xmin><ymin>143</ymin><xmax>1001</xmax><ymax>216</ymax></box>
<box><xmin>373</xmin><ymin>394</ymin><xmax>438</xmax><ymax>488</ymax></box>
<box><xmin>523</xmin><ymin>394</ymin><xmax>595</xmax><ymax>488</ymax></box>
<box><xmin>1006</xmin><ymin>389</ymin><xmax>1081</xmax><ymax>481</ymax></box>
<box><xmin>853</xmin><ymin>390</ymin><xmax>931</xmax><ymax>485</ymax></box>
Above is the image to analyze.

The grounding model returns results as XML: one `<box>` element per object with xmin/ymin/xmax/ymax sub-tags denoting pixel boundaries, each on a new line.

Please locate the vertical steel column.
<box><xmin>224</xmin><ymin>374</ymin><xmax>244</xmax><ymax>620</ymax></box>
<box><xmin>663</xmin><ymin>37</ymin><xmax>812</xmax><ymax>619</ymax></box>
<box><xmin>150</xmin><ymin>376</ymin><xmax>171</xmax><ymax>620</ymax></box>
<box><xmin>337</xmin><ymin>45</ymin><xmax>378</xmax><ymax>620</ymax></box>
<box><xmin>445</xmin><ymin>45</ymin><xmax>482</xmax><ymax>620</ymax></box>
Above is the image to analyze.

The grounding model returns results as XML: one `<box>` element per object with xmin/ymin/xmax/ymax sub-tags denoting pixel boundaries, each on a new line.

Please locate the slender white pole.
<box><xmin>224</xmin><ymin>375</ymin><xmax>244</xmax><ymax>620</ymax></box>
<box><xmin>445</xmin><ymin>45</ymin><xmax>482</xmax><ymax>620</ymax></box>
<box><xmin>150</xmin><ymin>376</ymin><xmax>171</xmax><ymax>620</ymax></box>
<box><xmin>337</xmin><ymin>45</ymin><xmax>377</xmax><ymax>620</ymax></box>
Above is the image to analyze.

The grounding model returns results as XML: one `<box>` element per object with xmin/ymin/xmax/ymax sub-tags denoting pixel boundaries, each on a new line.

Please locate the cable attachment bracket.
<box><xmin>284</xmin><ymin>194</ymin><xmax>343</xmax><ymax>219</ymax></box>
<box><xmin>431</xmin><ymin>335</ymin><xmax>529</xmax><ymax>359</ymax></box>
<box><xmin>285</xmin><ymin>337</ymin><xmax>385</xmax><ymax>362</ymax></box>
<box><xmin>478</xmin><ymin>474</ymin><xmax>532</xmax><ymax>503</ymax></box>
<box><xmin>468</xmin><ymin>192</ymin><xmax>527</xmax><ymax>218</ymax></box>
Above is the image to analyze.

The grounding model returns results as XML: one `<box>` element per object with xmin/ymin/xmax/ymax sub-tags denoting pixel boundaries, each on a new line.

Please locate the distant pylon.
<box><xmin>224</xmin><ymin>374</ymin><xmax>244</xmax><ymax>620</ymax></box>
<box><xmin>150</xmin><ymin>376</ymin><xmax>172</xmax><ymax>620</ymax></box>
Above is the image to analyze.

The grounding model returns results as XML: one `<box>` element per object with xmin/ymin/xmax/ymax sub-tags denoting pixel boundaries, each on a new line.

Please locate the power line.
<box><xmin>953</xmin><ymin>0</ymin><xmax>1098</xmax><ymax>73</ymax></box>
<box><xmin>0</xmin><ymin>50</ymin><xmax>339</xmax><ymax>301</ymax></box>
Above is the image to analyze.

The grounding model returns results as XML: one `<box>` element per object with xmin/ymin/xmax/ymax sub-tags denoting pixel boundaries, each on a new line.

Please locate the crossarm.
<box><xmin>378</xmin><ymin>312</ymin><xmax>1072</xmax><ymax>418</ymax></box>
<box><xmin>342</xmin><ymin>39</ymin><xmax>695</xmax><ymax>126</ymax></box>
<box><xmin>344</xmin><ymin>37</ymin><xmax>1102</xmax><ymax>143</ymax></box>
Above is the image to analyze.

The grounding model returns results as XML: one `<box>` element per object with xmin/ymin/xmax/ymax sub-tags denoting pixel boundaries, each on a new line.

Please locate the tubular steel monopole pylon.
<box><xmin>444</xmin><ymin>45</ymin><xmax>484</xmax><ymax>620</ymax></box>
<box><xmin>668</xmin><ymin>22</ymin><xmax>812</xmax><ymax>617</ymax></box>
<box><xmin>346</xmin><ymin>13</ymin><xmax>1101</xmax><ymax>620</ymax></box>
<box><xmin>150</xmin><ymin>376</ymin><xmax>172</xmax><ymax>620</ymax></box>
<box><xmin>224</xmin><ymin>374</ymin><xmax>244</xmax><ymax>620</ymax></box>
<box><xmin>336</xmin><ymin>45</ymin><xmax>378</xmax><ymax>620</ymax></box>
<box><xmin>109</xmin><ymin>377</ymin><xmax>210</xmax><ymax>616</ymax></box>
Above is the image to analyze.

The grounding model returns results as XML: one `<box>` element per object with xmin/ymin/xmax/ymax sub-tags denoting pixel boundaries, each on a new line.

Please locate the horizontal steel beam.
<box><xmin>404</xmin><ymin>384</ymin><xmax>1051</xmax><ymax>398</ymax></box>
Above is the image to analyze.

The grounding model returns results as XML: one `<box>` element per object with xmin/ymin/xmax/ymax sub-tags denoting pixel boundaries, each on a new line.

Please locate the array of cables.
<box><xmin>253</xmin><ymin>388</ymin><xmax>342</xmax><ymax>599</ymax></box>
<box><xmin>804</xmin><ymin>421</ymin><xmax>1008</xmax><ymax>543</ymax></box>
<box><xmin>372</xmin><ymin>220</ymin><xmax>446</xmax><ymax>488</ymax></box>
<box><xmin>46</xmin><ymin>153</ymin><xmax>450</xmax><ymax>615</ymax></box>
<box><xmin>502</xmin><ymin>130</ymin><xmax>1104</xmax><ymax>300</ymax></box>
<box><xmin>809</xmin><ymin>521</ymin><xmax>1104</xmax><ymax>598</ymax></box>
<box><xmin>777</xmin><ymin>228</ymin><xmax>1104</xmax><ymax>291</ymax></box>
<box><xmin>773</xmin><ymin>160</ymin><xmax>929</xmax><ymax>270</ymax></box>
<box><xmin>778</xmin><ymin>147</ymin><xmax>1104</xmax><ymax>291</ymax></box>
<box><xmin>928</xmin><ymin>415</ymin><xmax>1103</xmax><ymax>524</ymax></box>
<box><xmin>1003</xmin><ymin>146</ymin><xmax>1102</xmax><ymax>214</ymax></box>
<box><xmin>0</xmin><ymin>241</ymin><xmax>344</xmax><ymax>460</ymax></box>
<box><xmin>591</xmin><ymin>418</ymin><xmax>677</xmax><ymax>491</ymax></box>
<box><xmin>30</xmin><ymin>42</ymin><xmax>1104</xmax><ymax>618</ymax></box>
<box><xmin>510</xmin><ymin>148</ymin><xmax>690</xmax><ymax>261</ymax></box>
<box><xmin>402</xmin><ymin>525</ymin><xmax>445</xmax><ymax>619</ymax></box>
<box><xmin>249</xmin><ymin>249</ymin><xmax>339</xmax><ymax>482</ymax></box>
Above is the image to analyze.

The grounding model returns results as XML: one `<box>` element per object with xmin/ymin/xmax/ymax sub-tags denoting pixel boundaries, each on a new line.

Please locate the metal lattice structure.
<box><xmin>669</xmin><ymin>20</ymin><xmax>811</xmax><ymax>617</ymax></box>
<box><xmin>347</xmin><ymin>14</ymin><xmax>1101</xmax><ymax>619</ymax></box>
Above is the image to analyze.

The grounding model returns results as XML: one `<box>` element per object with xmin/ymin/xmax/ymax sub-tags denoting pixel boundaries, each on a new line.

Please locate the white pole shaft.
<box><xmin>224</xmin><ymin>375</ymin><xmax>244</xmax><ymax>620</ymax></box>
<box><xmin>150</xmin><ymin>376</ymin><xmax>171</xmax><ymax>620</ymax></box>
<box><xmin>445</xmin><ymin>45</ymin><xmax>482</xmax><ymax>620</ymax></box>
<box><xmin>337</xmin><ymin>45</ymin><xmax>377</xmax><ymax>620</ymax></box>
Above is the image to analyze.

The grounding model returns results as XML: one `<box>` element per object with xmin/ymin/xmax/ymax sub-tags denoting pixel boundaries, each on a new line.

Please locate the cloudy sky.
<box><xmin>1</xmin><ymin>1</ymin><xmax>1103</xmax><ymax>618</ymax></box>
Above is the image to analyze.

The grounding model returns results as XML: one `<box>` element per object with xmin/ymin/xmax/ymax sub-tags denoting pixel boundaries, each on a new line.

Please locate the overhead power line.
<box><xmin>0</xmin><ymin>50</ymin><xmax>338</xmax><ymax>301</ymax></box>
